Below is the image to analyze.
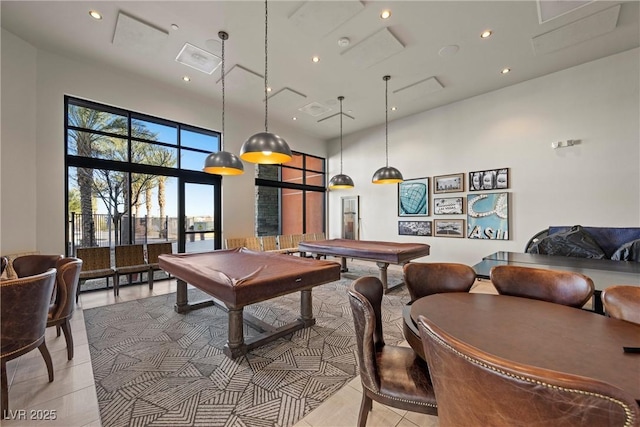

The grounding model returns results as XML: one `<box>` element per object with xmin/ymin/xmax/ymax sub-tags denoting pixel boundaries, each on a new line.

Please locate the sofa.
<box><xmin>526</xmin><ymin>225</ymin><xmax>640</xmax><ymax>262</ymax></box>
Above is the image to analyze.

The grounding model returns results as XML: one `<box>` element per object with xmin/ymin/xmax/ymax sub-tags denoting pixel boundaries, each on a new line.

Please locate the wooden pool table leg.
<box><xmin>299</xmin><ymin>289</ymin><xmax>315</xmax><ymax>326</ymax></box>
<box><xmin>376</xmin><ymin>262</ymin><xmax>392</xmax><ymax>293</ymax></box>
<box><xmin>224</xmin><ymin>308</ymin><xmax>246</xmax><ymax>358</ymax></box>
<box><xmin>174</xmin><ymin>279</ymin><xmax>189</xmax><ymax>313</ymax></box>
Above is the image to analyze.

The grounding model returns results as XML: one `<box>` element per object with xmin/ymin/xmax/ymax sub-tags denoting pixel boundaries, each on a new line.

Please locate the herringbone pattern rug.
<box><xmin>84</xmin><ymin>263</ymin><xmax>409</xmax><ymax>427</ymax></box>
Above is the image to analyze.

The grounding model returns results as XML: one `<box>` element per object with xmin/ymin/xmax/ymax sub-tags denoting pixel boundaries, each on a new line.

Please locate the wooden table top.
<box><xmin>410</xmin><ymin>293</ymin><xmax>640</xmax><ymax>403</ymax></box>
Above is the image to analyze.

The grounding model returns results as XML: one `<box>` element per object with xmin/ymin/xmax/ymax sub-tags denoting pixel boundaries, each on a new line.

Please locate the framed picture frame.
<box><xmin>433</xmin><ymin>197</ymin><xmax>464</xmax><ymax>215</ymax></box>
<box><xmin>433</xmin><ymin>173</ymin><xmax>464</xmax><ymax>193</ymax></box>
<box><xmin>434</xmin><ymin>219</ymin><xmax>465</xmax><ymax>238</ymax></box>
<box><xmin>398</xmin><ymin>177</ymin><xmax>429</xmax><ymax>216</ymax></box>
<box><xmin>398</xmin><ymin>220</ymin><xmax>432</xmax><ymax>236</ymax></box>
<box><xmin>469</xmin><ymin>168</ymin><xmax>509</xmax><ymax>191</ymax></box>
<box><xmin>467</xmin><ymin>192</ymin><xmax>509</xmax><ymax>240</ymax></box>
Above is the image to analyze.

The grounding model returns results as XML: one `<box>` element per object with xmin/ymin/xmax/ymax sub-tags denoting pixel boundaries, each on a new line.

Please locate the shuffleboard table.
<box><xmin>158</xmin><ymin>248</ymin><xmax>341</xmax><ymax>358</ymax></box>
<box><xmin>298</xmin><ymin>238</ymin><xmax>430</xmax><ymax>293</ymax></box>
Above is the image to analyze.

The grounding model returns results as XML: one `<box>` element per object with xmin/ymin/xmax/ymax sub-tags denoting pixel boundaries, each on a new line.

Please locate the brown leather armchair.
<box><xmin>12</xmin><ymin>254</ymin><xmax>62</xmax><ymax>277</ymax></box>
<box><xmin>403</xmin><ymin>262</ymin><xmax>476</xmax><ymax>303</ymax></box>
<box><xmin>402</xmin><ymin>262</ymin><xmax>476</xmax><ymax>360</ymax></box>
<box><xmin>601</xmin><ymin>285</ymin><xmax>640</xmax><ymax>325</ymax></box>
<box><xmin>48</xmin><ymin>257</ymin><xmax>83</xmax><ymax>360</ymax></box>
<box><xmin>1</xmin><ymin>269</ymin><xmax>57</xmax><ymax>417</ymax></box>
<box><xmin>490</xmin><ymin>265</ymin><xmax>594</xmax><ymax>308</ymax></box>
<box><xmin>348</xmin><ymin>276</ymin><xmax>437</xmax><ymax>427</ymax></box>
<box><xmin>417</xmin><ymin>314</ymin><xmax>640</xmax><ymax>427</ymax></box>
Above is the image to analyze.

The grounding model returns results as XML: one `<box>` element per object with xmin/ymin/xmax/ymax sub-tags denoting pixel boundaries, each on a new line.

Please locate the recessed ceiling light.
<box><xmin>312</xmin><ymin>56</ymin><xmax>320</xmax><ymax>63</ymax></box>
<box><xmin>501</xmin><ymin>67</ymin><xmax>511</xmax><ymax>74</ymax></box>
<box><xmin>391</xmin><ymin>106</ymin><xmax>397</xmax><ymax>111</ymax></box>
<box><xmin>267</xmin><ymin>87</ymin><xmax>272</xmax><ymax>92</ymax></box>
<box><xmin>89</xmin><ymin>10</ymin><xmax>102</xmax><ymax>20</ymax></box>
<box><xmin>380</xmin><ymin>10</ymin><xmax>391</xmax><ymax>19</ymax></box>
<box><xmin>182</xmin><ymin>76</ymin><xmax>191</xmax><ymax>82</ymax></box>
<box><xmin>481</xmin><ymin>30</ymin><xmax>493</xmax><ymax>39</ymax></box>
<box><xmin>171</xmin><ymin>24</ymin><xmax>179</xmax><ymax>31</ymax></box>
<box><xmin>292</xmin><ymin>117</ymin><xmax>297</xmax><ymax>121</ymax></box>
<box><xmin>338</xmin><ymin>37</ymin><xmax>350</xmax><ymax>48</ymax></box>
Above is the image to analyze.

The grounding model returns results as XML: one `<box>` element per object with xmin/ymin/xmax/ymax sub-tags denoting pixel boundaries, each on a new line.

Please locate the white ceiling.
<box><xmin>2</xmin><ymin>1</ymin><xmax>639</xmax><ymax>141</ymax></box>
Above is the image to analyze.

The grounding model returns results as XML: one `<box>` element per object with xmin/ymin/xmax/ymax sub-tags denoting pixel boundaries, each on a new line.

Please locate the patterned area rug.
<box><xmin>84</xmin><ymin>262</ymin><xmax>409</xmax><ymax>427</ymax></box>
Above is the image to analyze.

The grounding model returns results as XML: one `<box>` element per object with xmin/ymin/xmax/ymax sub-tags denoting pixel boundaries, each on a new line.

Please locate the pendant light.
<box><xmin>203</xmin><ymin>31</ymin><xmax>245</xmax><ymax>175</ymax></box>
<box><xmin>328</xmin><ymin>96</ymin><xmax>355</xmax><ymax>190</ymax></box>
<box><xmin>372</xmin><ymin>75</ymin><xmax>403</xmax><ymax>184</ymax></box>
<box><xmin>239</xmin><ymin>0</ymin><xmax>292</xmax><ymax>164</ymax></box>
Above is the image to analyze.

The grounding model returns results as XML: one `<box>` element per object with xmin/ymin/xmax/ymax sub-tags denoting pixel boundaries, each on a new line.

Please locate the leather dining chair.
<box><xmin>402</xmin><ymin>262</ymin><xmax>477</xmax><ymax>360</ymax></box>
<box><xmin>1</xmin><ymin>269</ymin><xmax>57</xmax><ymax>417</ymax></box>
<box><xmin>0</xmin><ymin>256</ymin><xmax>7</xmax><ymax>276</ymax></box>
<box><xmin>348</xmin><ymin>276</ymin><xmax>437</xmax><ymax>427</ymax></box>
<box><xmin>601</xmin><ymin>285</ymin><xmax>640</xmax><ymax>325</ymax></box>
<box><xmin>417</xmin><ymin>314</ymin><xmax>640</xmax><ymax>427</ymax></box>
<box><xmin>47</xmin><ymin>257</ymin><xmax>83</xmax><ymax>360</ymax></box>
<box><xmin>11</xmin><ymin>254</ymin><xmax>63</xmax><ymax>278</ymax></box>
<box><xmin>403</xmin><ymin>262</ymin><xmax>476</xmax><ymax>303</ymax></box>
<box><xmin>490</xmin><ymin>265</ymin><xmax>594</xmax><ymax>308</ymax></box>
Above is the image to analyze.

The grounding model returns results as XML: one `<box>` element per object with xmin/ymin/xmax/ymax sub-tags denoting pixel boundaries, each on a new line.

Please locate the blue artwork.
<box><xmin>398</xmin><ymin>178</ymin><xmax>429</xmax><ymax>216</ymax></box>
<box><xmin>467</xmin><ymin>192</ymin><xmax>509</xmax><ymax>240</ymax></box>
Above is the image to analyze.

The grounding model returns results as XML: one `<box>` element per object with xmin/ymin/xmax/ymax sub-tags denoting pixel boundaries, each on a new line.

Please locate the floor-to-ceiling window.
<box><xmin>65</xmin><ymin>97</ymin><xmax>222</xmax><ymax>290</ymax></box>
<box><xmin>255</xmin><ymin>152</ymin><xmax>326</xmax><ymax>236</ymax></box>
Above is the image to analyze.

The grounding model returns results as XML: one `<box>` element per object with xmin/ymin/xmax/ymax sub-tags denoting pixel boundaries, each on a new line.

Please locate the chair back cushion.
<box><xmin>418</xmin><ymin>315</ymin><xmax>640</xmax><ymax>427</ymax></box>
<box><xmin>115</xmin><ymin>244</ymin><xmax>145</xmax><ymax>267</ymax></box>
<box><xmin>1</xmin><ymin>269</ymin><xmax>57</xmax><ymax>357</ymax></box>
<box><xmin>348</xmin><ymin>276</ymin><xmax>384</xmax><ymax>392</ymax></box>
<box><xmin>601</xmin><ymin>285</ymin><xmax>640</xmax><ymax>325</ymax></box>
<box><xmin>12</xmin><ymin>254</ymin><xmax>62</xmax><ymax>278</ymax></box>
<box><xmin>490</xmin><ymin>265</ymin><xmax>594</xmax><ymax>308</ymax></box>
<box><xmin>49</xmin><ymin>258</ymin><xmax>83</xmax><ymax>322</ymax></box>
<box><xmin>77</xmin><ymin>247</ymin><xmax>111</xmax><ymax>270</ymax></box>
<box><xmin>147</xmin><ymin>242</ymin><xmax>173</xmax><ymax>264</ymax></box>
<box><xmin>403</xmin><ymin>262</ymin><xmax>476</xmax><ymax>302</ymax></box>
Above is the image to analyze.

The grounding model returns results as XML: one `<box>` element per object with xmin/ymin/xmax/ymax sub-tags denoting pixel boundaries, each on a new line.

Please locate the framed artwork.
<box><xmin>398</xmin><ymin>177</ymin><xmax>429</xmax><ymax>216</ymax></box>
<box><xmin>433</xmin><ymin>173</ymin><xmax>464</xmax><ymax>193</ymax></box>
<box><xmin>434</xmin><ymin>197</ymin><xmax>464</xmax><ymax>215</ymax></box>
<box><xmin>434</xmin><ymin>219</ymin><xmax>465</xmax><ymax>238</ymax></box>
<box><xmin>398</xmin><ymin>220</ymin><xmax>432</xmax><ymax>236</ymax></box>
<box><xmin>467</xmin><ymin>192</ymin><xmax>509</xmax><ymax>240</ymax></box>
<box><xmin>469</xmin><ymin>168</ymin><xmax>509</xmax><ymax>191</ymax></box>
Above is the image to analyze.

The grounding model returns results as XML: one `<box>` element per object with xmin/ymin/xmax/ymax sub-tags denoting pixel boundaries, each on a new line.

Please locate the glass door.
<box><xmin>181</xmin><ymin>181</ymin><xmax>220</xmax><ymax>253</ymax></box>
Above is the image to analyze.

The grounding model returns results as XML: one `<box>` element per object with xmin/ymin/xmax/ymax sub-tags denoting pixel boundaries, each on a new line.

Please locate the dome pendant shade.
<box><xmin>203</xmin><ymin>150</ymin><xmax>245</xmax><ymax>175</ymax></box>
<box><xmin>329</xmin><ymin>173</ymin><xmax>355</xmax><ymax>189</ymax></box>
<box><xmin>372</xmin><ymin>166</ymin><xmax>403</xmax><ymax>184</ymax></box>
<box><xmin>240</xmin><ymin>131</ymin><xmax>292</xmax><ymax>164</ymax></box>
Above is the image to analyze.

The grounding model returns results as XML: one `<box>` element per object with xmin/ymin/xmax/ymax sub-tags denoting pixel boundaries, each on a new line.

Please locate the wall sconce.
<box><xmin>551</xmin><ymin>139</ymin><xmax>580</xmax><ymax>149</ymax></box>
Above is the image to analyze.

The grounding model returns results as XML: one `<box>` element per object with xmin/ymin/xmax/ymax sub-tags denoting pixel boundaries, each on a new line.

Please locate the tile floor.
<box><xmin>3</xmin><ymin>267</ymin><xmax>497</xmax><ymax>427</ymax></box>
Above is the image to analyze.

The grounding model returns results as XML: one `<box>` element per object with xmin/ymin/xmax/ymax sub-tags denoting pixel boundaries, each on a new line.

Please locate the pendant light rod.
<box><xmin>372</xmin><ymin>75</ymin><xmax>403</xmax><ymax>184</ymax></box>
<box><xmin>238</xmin><ymin>0</ymin><xmax>292</xmax><ymax>164</ymax></box>
<box><xmin>202</xmin><ymin>30</ymin><xmax>244</xmax><ymax>175</ymax></box>
<box><xmin>328</xmin><ymin>95</ymin><xmax>354</xmax><ymax>190</ymax></box>
<box><xmin>383</xmin><ymin>75</ymin><xmax>390</xmax><ymax>167</ymax></box>
<box><xmin>220</xmin><ymin>31</ymin><xmax>227</xmax><ymax>150</ymax></box>
<box><xmin>339</xmin><ymin>95</ymin><xmax>344</xmax><ymax>174</ymax></box>
<box><xmin>263</xmin><ymin>0</ymin><xmax>269</xmax><ymax>133</ymax></box>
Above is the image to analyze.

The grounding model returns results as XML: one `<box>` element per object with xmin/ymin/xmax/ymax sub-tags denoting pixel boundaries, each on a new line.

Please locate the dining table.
<box><xmin>472</xmin><ymin>251</ymin><xmax>640</xmax><ymax>313</ymax></box>
<box><xmin>404</xmin><ymin>292</ymin><xmax>640</xmax><ymax>404</ymax></box>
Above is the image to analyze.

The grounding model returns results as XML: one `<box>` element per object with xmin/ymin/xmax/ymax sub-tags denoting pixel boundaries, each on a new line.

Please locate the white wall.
<box><xmin>1</xmin><ymin>30</ymin><xmax>38</xmax><ymax>255</ymax></box>
<box><xmin>327</xmin><ymin>48</ymin><xmax>640</xmax><ymax>266</ymax></box>
<box><xmin>1</xmin><ymin>28</ymin><xmax>326</xmax><ymax>254</ymax></box>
